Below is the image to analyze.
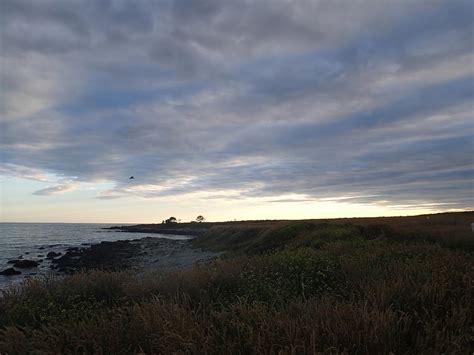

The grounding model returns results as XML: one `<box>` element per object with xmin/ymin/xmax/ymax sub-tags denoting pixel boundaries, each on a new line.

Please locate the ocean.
<box><xmin>0</xmin><ymin>223</ymin><xmax>192</xmax><ymax>290</ymax></box>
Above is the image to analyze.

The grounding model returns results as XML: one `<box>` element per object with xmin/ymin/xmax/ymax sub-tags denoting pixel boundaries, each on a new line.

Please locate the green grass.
<box><xmin>1</xmin><ymin>221</ymin><xmax>473</xmax><ymax>354</ymax></box>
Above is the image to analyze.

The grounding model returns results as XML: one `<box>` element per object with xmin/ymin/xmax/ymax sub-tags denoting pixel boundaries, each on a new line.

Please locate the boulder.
<box><xmin>0</xmin><ymin>268</ymin><xmax>21</xmax><ymax>276</ymax></box>
<box><xmin>46</xmin><ymin>251</ymin><xmax>62</xmax><ymax>259</ymax></box>
<box><xmin>64</xmin><ymin>248</ymin><xmax>83</xmax><ymax>257</ymax></box>
<box><xmin>13</xmin><ymin>260</ymin><xmax>39</xmax><ymax>268</ymax></box>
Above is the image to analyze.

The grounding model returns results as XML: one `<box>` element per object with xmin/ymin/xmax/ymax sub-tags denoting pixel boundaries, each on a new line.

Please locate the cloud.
<box><xmin>0</xmin><ymin>0</ymin><xmax>472</xmax><ymax>211</ymax></box>
<box><xmin>0</xmin><ymin>163</ymin><xmax>51</xmax><ymax>182</ymax></box>
<box><xmin>32</xmin><ymin>180</ymin><xmax>79</xmax><ymax>196</ymax></box>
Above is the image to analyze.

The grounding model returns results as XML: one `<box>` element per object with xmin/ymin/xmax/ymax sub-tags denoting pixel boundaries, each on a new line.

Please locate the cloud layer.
<box><xmin>1</xmin><ymin>0</ymin><xmax>473</xmax><ymax>211</ymax></box>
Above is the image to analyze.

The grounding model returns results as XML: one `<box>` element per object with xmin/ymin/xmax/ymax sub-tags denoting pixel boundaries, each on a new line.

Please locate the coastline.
<box><xmin>103</xmin><ymin>224</ymin><xmax>210</xmax><ymax>236</ymax></box>
<box><xmin>50</xmin><ymin>235</ymin><xmax>219</xmax><ymax>274</ymax></box>
<box><xmin>1</xmin><ymin>213</ymin><xmax>473</xmax><ymax>353</ymax></box>
<box><xmin>0</xmin><ymin>233</ymin><xmax>220</xmax><ymax>287</ymax></box>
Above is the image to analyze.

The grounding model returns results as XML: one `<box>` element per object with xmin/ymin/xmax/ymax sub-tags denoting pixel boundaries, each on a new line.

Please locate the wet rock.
<box><xmin>7</xmin><ymin>259</ymin><xmax>19</xmax><ymax>264</ymax></box>
<box><xmin>13</xmin><ymin>260</ymin><xmax>39</xmax><ymax>268</ymax></box>
<box><xmin>0</xmin><ymin>268</ymin><xmax>21</xmax><ymax>276</ymax></box>
<box><xmin>62</xmin><ymin>248</ymin><xmax>83</xmax><ymax>257</ymax></box>
<box><xmin>46</xmin><ymin>251</ymin><xmax>62</xmax><ymax>259</ymax></box>
<box><xmin>38</xmin><ymin>246</ymin><xmax>45</xmax><ymax>250</ymax></box>
<box><xmin>51</xmin><ymin>239</ymin><xmax>139</xmax><ymax>274</ymax></box>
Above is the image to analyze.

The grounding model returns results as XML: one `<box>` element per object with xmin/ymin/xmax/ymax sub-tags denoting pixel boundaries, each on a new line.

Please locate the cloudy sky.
<box><xmin>1</xmin><ymin>0</ymin><xmax>473</xmax><ymax>223</ymax></box>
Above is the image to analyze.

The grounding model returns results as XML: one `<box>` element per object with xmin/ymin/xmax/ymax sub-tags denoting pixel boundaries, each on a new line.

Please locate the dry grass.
<box><xmin>1</xmin><ymin>213</ymin><xmax>473</xmax><ymax>354</ymax></box>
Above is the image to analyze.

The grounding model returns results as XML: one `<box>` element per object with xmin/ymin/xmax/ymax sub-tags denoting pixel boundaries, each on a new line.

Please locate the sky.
<box><xmin>0</xmin><ymin>0</ymin><xmax>473</xmax><ymax>223</ymax></box>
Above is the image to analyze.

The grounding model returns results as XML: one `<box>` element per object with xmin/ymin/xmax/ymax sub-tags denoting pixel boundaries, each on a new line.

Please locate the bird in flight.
<box><xmin>129</xmin><ymin>176</ymin><xmax>134</xmax><ymax>180</ymax></box>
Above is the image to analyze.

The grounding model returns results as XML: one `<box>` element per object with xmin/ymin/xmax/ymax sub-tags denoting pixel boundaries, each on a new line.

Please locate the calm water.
<box><xmin>0</xmin><ymin>223</ymin><xmax>192</xmax><ymax>290</ymax></box>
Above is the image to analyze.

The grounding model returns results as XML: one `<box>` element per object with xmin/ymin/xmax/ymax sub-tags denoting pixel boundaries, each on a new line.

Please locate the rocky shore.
<box><xmin>1</xmin><ymin>235</ymin><xmax>220</xmax><ymax>281</ymax></box>
<box><xmin>103</xmin><ymin>223</ymin><xmax>210</xmax><ymax>236</ymax></box>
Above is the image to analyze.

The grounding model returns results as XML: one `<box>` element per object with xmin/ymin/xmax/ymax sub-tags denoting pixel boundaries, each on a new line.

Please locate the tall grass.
<box><xmin>1</xmin><ymin>222</ymin><xmax>473</xmax><ymax>354</ymax></box>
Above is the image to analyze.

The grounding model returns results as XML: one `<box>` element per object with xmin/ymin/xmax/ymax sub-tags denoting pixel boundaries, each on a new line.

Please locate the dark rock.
<box><xmin>58</xmin><ymin>248</ymin><xmax>83</xmax><ymax>258</ymax></box>
<box><xmin>38</xmin><ymin>246</ymin><xmax>45</xmax><ymax>250</ymax></box>
<box><xmin>7</xmin><ymin>259</ymin><xmax>19</xmax><ymax>264</ymax></box>
<box><xmin>37</xmin><ymin>254</ymin><xmax>44</xmax><ymax>257</ymax></box>
<box><xmin>46</xmin><ymin>251</ymin><xmax>62</xmax><ymax>259</ymax></box>
<box><xmin>103</xmin><ymin>224</ymin><xmax>207</xmax><ymax>236</ymax></box>
<box><xmin>52</xmin><ymin>238</ymin><xmax>140</xmax><ymax>274</ymax></box>
<box><xmin>0</xmin><ymin>268</ymin><xmax>21</xmax><ymax>276</ymax></box>
<box><xmin>13</xmin><ymin>260</ymin><xmax>39</xmax><ymax>268</ymax></box>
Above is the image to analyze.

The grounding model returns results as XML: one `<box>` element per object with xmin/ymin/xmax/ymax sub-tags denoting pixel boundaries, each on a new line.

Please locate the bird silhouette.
<box><xmin>129</xmin><ymin>176</ymin><xmax>134</xmax><ymax>180</ymax></box>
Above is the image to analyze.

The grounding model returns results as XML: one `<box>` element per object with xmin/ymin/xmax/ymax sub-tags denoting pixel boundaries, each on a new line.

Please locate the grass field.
<box><xmin>1</xmin><ymin>212</ymin><xmax>473</xmax><ymax>354</ymax></box>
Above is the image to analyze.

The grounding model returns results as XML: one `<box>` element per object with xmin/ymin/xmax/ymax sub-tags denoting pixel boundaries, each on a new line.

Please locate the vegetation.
<box><xmin>1</xmin><ymin>213</ymin><xmax>473</xmax><ymax>354</ymax></box>
<box><xmin>163</xmin><ymin>216</ymin><xmax>178</xmax><ymax>224</ymax></box>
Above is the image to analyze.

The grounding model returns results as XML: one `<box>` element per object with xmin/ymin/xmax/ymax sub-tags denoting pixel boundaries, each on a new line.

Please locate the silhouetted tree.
<box><xmin>196</xmin><ymin>215</ymin><xmax>205</xmax><ymax>223</ymax></box>
<box><xmin>165</xmin><ymin>217</ymin><xmax>177</xmax><ymax>224</ymax></box>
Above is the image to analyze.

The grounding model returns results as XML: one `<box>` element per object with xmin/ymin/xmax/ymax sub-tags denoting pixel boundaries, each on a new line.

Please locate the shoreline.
<box><xmin>51</xmin><ymin>235</ymin><xmax>220</xmax><ymax>274</ymax></box>
<box><xmin>103</xmin><ymin>224</ymin><xmax>210</xmax><ymax>236</ymax></box>
<box><xmin>1</xmin><ymin>234</ymin><xmax>220</xmax><ymax>287</ymax></box>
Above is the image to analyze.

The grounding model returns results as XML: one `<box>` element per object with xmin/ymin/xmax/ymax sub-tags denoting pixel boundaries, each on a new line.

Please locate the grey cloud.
<box><xmin>0</xmin><ymin>0</ymin><xmax>472</xmax><ymax>212</ymax></box>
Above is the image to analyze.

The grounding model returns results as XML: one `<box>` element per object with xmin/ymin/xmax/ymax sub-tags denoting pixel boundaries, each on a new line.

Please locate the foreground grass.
<box><xmin>1</xmin><ymin>221</ymin><xmax>473</xmax><ymax>354</ymax></box>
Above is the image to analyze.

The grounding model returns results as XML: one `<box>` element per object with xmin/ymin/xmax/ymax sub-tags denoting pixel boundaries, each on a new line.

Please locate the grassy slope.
<box><xmin>195</xmin><ymin>211</ymin><xmax>474</xmax><ymax>253</ymax></box>
<box><xmin>1</xmin><ymin>212</ymin><xmax>473</xmax><ymax>354</ymax></box>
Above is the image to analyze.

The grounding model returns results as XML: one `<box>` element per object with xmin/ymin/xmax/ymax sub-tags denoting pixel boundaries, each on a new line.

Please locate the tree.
<box><xmin>165</xmin><ymin>217</ymin><xmax>177</xmax><ymax>224</ymax></box>
<box><xmin>196</xmin><ymin>215</ymin><xmax>205</xmax><ymax>223</ymax></box>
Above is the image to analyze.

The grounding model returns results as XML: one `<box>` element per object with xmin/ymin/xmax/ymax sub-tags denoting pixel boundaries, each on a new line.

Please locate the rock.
<box><xmin>63</xmin><ymin>247</ymin><xmax>84</xmax><ymax>257</ymax></box>
<box><xmin>38</xmin><ymin>246</ymin><xmax>45</xmax><ymax>250</ymax></box>
<box><xmin>13</xmin><ymin>260</ymin><xmax>39</xmax><ymax>268</ymax></box>
<box><xmin>7</xmin><ymin>259</ymin><xmax>19</xmax><ymax>264</ymax></box>
<box><xmin>46</xmin><ymin>251</ymin><xmax>62</xmax><ymax>259</ymax></box>
<box><xmin>37</xmin><ymin>254</ymin><xmax>44</xmax><ymax>257</ymax></box>
<box><xmin>0</xmin><ymin>268</ymin><xmax>21</xmax><ymax>276</ymax></box>
<box><xmin>51</xmin><ymin>239</ymin><xmax>139</xmax><ymax>273</ymax></box>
